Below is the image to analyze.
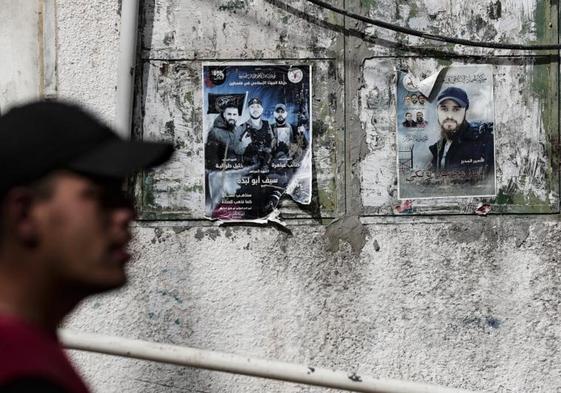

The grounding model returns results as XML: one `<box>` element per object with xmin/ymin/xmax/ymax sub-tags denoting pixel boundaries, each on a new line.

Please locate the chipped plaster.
<box><xmin>58</xmin><ymin>1</ymin><xmax>561</xmax><ymax>392</ymax></box>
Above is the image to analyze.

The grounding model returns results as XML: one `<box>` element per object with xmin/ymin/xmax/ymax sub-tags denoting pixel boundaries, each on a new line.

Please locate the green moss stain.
<box><xmin>495</xmin><ymin>188</ymin><xmax>553</xmax><ymax>213</ymax></box>
<box><xmin>183</xmin><ymin>91</ymin><xmax>193</xmax><ymax>105</ymax></box>
<box><xmin>319</xmin><ymin>188</ymin><xmax>336</xmax><ymax>212</ymax></box>
<box><xmin>361</xmin><ymin>0</ymin><xmax>376</xmax><ymax>8</ymax></box>
<box><xmin>318</xmin><ymin>179</ymin><xmax>337</xmax><ymax>213</ymax></box>
<box><xmin>494</xmin><ymin>191</ymin><xmax>512</xmax><ymax>206</ymax></box>
<box><xmin>143</xmin><ymin>176</ymin><xmax>156</xmax><ymax>208</ymax></box>
<box><xmin>530</xmin><ymin>61</ymin><xmax>559</xmax><ymax>207</ymax></box>
<box><xmin>408</xmin><ymin>2</ymin><xmax>419</xmax><ymax>18</ymax></box>
<box><xmin>533</xmin><ymin>0</ymin><xmax>554</xmax><ymax>43</ymax></box>
<box><xmin>217</xmin><ymin>0</ymin><xmax>247</xmax><ymax>12</ymax></box>
<box><xmin>183</xmin><ymin>184</ymin><xmax>203</xmax><ymax>193</ymax></box>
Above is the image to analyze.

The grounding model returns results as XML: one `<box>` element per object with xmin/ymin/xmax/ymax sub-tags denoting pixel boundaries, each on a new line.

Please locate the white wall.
<box><xmin>55</xmin><ymin>1</ymin><xmax>561</xmax><ymax>393</ymax></box>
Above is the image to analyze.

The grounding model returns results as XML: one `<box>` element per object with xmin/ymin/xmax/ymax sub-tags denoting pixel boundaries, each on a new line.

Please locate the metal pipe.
<box><xmin>115</xmin><ymin>0</ymin><xmax>140</xmax><ymax>139</ymax></box>
<box><xmin>60</xmin><ymin>329</ymin><xmax>478</xmax><ymax>393</ymax></box>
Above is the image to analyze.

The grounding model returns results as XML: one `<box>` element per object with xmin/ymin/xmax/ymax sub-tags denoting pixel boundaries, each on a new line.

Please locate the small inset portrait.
<box><xmin>415</xmin><ymin>111</ymin><xmax>427</xmax><ymax>128</ymax></box>
<box><xmin>418</xmin><ymin>95</ymin><xmax>426</xmax><ymax>105</ymax></box>
<box><xmin>402</xmin><ymin>112</ymin><xmax>417</xmax><ymax>128</ymax></box>
<box><xmin>410</xmin><ymin>94</ymin><xmax>418</xmax><ymax>105</ymax></box>
<box><xmin>404</xmin><ymin>96</ymin><xmax>412</xmax><ymax>106</ymax></box>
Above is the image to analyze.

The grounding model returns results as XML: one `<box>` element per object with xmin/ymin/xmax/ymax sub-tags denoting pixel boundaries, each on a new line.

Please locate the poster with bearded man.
<box><xmin>203</xmin><ymin>64</ymin><xmax>312</xmax><ymax>221</ymax></box>
<box><xmin>396</xmin><ymin>65</ymin><xmax>496</xmax><ymax>199</ymax></box>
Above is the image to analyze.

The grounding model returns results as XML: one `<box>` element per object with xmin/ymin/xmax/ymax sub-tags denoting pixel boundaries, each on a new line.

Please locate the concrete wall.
<box><xmin>56</xmin><ymin>1</ymin><xmax>561</xmax><ymax>393</ymax></box>
<box><xmin>0</xmin><ymin>0</ymin><xmax>60</xmax><ymax>112</ymax></box>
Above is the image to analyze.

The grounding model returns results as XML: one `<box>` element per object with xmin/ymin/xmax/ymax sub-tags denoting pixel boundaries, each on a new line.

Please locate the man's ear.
<box><xmin>3</xmin><ymin>188</ymin><xmax>39</xmax><ymax>248</ymax></box>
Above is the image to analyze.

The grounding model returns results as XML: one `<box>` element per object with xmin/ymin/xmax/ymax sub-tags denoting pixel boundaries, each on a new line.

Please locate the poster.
<box><xmin>203</xmin><ymin>64</ymin><xmax>312</xmax><ymax>221</ymax></box>
<box><xmin>396</xmin><ymin>65</ymin><xmax>496</xmax><ymax>199</ymax></box>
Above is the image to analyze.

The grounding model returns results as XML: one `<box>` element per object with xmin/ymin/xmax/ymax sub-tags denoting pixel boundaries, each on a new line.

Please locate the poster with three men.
<box><xmin>203</xmin><ymin>64</ymin><xmax>312</xmax><ymax>221</ymax></box>
<box><xmin>396</xmin><ymin>65</ymin><xmax>496</xmax><ymax>199</ymax></box>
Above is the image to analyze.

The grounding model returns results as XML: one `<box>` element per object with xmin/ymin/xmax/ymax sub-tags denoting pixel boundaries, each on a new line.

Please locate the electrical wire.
<box><xmin>304</xmin><ymin>0</ymin><xmax>561</xmax><ymax>51</ymax></box>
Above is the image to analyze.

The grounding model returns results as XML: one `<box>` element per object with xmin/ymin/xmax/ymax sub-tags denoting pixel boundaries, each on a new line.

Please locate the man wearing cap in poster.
<box><xmin>271</xmin><ymin>103</ymin><xmax>308</xmax><ymax>162</ymax></box>
<box><xmin>0</xmin><ymin>101</ymin><xmax>173</xmax><ymax>392</ymax></box>
<box><xmin>238</xmin><ymin>97</ymin><xmax>276</xmax><ymax>169</ymax></box>
<box><xmin>429</xmin><ymin>86</ymin><xmax>494</xmax><ymax>175</ymax></box>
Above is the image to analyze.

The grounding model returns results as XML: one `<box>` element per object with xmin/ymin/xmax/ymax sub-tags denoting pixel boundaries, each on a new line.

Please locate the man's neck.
<box><xmin>0</xmin><ymin>255</ymin><xmax>78</xmax><ymax>332</ymax></box>
<box><xmin>249</xmin><ymin>118</ymin><xmax>262</xmax><ymax>128</ymax></box>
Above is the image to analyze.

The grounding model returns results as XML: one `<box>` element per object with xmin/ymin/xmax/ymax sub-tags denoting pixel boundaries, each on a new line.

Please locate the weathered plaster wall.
<box><xmin>57</xmin><ymin>1</ymin><xmax>561</xmax><ymax>393</ymax></box>
<box><xmin>0</xmin><ymin>1</ymin><xmax>43</xmax><ymax>111</ymax></box>
<box><xmin>56</xmin><ymin>0</ymin><xmax>120</xmax><ymax>124</ymax></box>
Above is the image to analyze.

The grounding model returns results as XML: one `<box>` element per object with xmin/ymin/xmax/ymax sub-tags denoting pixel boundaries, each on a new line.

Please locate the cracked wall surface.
<box><xmin>57</xmin><ymin>0</ymin><xmax>561</xmax><ymax>392</ymax></box>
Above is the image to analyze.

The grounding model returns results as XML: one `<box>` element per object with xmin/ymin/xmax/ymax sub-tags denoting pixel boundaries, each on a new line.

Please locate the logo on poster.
<box><xmin>402</xmin><ymin>73</ymin><xmax>419</xmax><ymax>92</ymax></box>
<box><xmin>288</xmin><ymin>68</ymin><xmax>303</xmax><ymax>83</ymax></box>
<box><xmin>209</xmin><ymin>67</ymin><xmax>226</xmax><ymax>85</ymax></box>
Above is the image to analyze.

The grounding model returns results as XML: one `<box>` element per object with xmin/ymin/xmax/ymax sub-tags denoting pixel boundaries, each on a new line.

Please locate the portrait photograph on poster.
<box><xmin>202</xmin><ymin>64</ymin><xmax>312</xmax><ymax>221</ymax></box>
<box><xmin>396</xmin><ymin>65</ymin><xmax>496</xmax><ymax>200</ymax></box>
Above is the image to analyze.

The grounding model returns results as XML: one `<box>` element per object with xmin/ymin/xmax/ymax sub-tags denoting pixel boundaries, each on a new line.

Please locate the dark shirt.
<box><xmin>402</xmin><ymin>120</ymin><xmax>417</xmax><ymax>128</ymax></box>
<box><xmin>429</xmin><ymin>121</ymin><xmax>494</xmax><ymax>174</ymax></box>
<box><xmin>205</xmin><ymin>115</ymin><xmax>244</xmax><ymax>169</ymax></box>
<box><xmin>241</xmin><ymin>119</ymin><xmax>274</xmax><ymax>167</ymax></box>
<box><xmin>0</xmin><ymin>315</ymin><xmax>89</xmax><ymax>393</ymax></box>
<box><xmin>0</xmin><ymin>378</ymin><xmax>68</xmax><ymax>393</ymax></box>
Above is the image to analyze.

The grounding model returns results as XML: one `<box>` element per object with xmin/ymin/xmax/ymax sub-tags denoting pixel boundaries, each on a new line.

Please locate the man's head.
<box><xmin>2</xmin><ymin>171</ymin><xmax>134</xmax><ymax>293</ymax></box>
<box><xmin>410</xmin><ymin>94</ymin><xmax>418</xmax><ymax>104</ymax></box>
<box><xmin>404</xmin><ymin>96</ymin><xmax>412</xmax><ymax>105</ymax></box>
<box><xmin>416</xmin><ymin>112</ymin><xmax>424</xmax><ymax>122</ymax></box>
<box><xmin>221</xmin><ymin>106</ymin><xmax>239</xmax><ymax>128</ymax></box>
<box><xmin>436</xmin><ymin>87</ymin><xmax>469</xmax><ymax>138</ymax></box>
<box><xmin>418</xmin><ymin>95</ymin><xmax>426</xmax><ymax>105</ymax></box>
<box><xmin>405</xmin><ymin>112</ymin><xmax>413</xmax><ymax>121</ymax></box>
<box><xmin>274</xmin><ymin>103</ymin><xmax>288</xmax><ymax>125</ymax></box>
<box><xmin>0</xmin><ymin>101</ymin><xmax>173</xmax><ymax>298</ymax></box>
<box><xmin>248</xmin><ymin>97</ymin><xmax>263</xmax><ymax>120</ymax></box>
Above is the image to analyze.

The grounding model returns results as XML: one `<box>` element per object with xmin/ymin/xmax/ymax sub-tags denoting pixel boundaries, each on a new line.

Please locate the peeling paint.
<box><xmin>487</xmin><ymin>0</ymin><xmax>502</xmax><ymax>20</ymax></box>
<box><xmin>348</xmin><ymin>372</ymin><xmax>363</xmax><ymax>382</ymax></box>
<box><xmin>326</xmin><ymin>216</ymin><xmax>367</xmax><ymax>254</ymax></box>
<box><xmin>61</xmin><ymin>1</ymin><xmax>561</xmax><ymax>393</ymax></box>
<box><xmin>217</xmin><ymin>0</ymin><xmax>248</xmax><ymax>13</ymax></box>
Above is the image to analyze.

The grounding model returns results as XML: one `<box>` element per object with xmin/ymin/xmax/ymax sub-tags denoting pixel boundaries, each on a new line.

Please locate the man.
<box><xmin>205</xmin><ymin>102</ymin><xmax>249</xmax><ymax>170</ymax></box>
<box><xmin>270</xmin><ymin>103</ymin><xmax>308</xmax><ymax>162</ymax></box>
<box><xmin>429</xmin><ymin>86</ymin><xmax>493</xmax><ymax>174</ymax></box>
<box><xmin>418</xmin><ymin>95</ymin><xmax>426</xmax><ymax>105</ymax></box>
<box><xmin>402</xmin><ymin>112</ymin><xmax>417</xmax><ymax>128</ymax></box>
<box><xmin>239</xmin><ymin>97</ymin><xmax>275</xmax><ymax>169</ymax></box>
<box><xmin>416</xmin><ymin>111</ymin><xmax>427</xmax><ymax>128</ymax></box>
<box><xmin>410</xmin><ymin>94</ymin><xmax>418</xmax><ymax>105</ymax></box>
<box><xmin>0</xmin><ymin>101</ymin><xmax>173</xmax><ymax>392</ymax></box>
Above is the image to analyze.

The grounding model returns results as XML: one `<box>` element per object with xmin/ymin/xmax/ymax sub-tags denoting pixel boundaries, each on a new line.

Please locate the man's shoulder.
<box><xmin>0</xmin><ymin>316</ymin><xmax>88</xmax><ymax>393</ymax></box>
<box><xmin>0</xmin><ymin>378</ymin><xmax>69</xmax><ymax>393</ymax></box>
<box><xmin>428</xmin><ymin>140</ymin><xmax>440</xmax><ymax>153</ymax></box>
<box><xmin>0</xmin><ymin>316</ymin><xmax>63</xmax><ymax>370</ymax></box>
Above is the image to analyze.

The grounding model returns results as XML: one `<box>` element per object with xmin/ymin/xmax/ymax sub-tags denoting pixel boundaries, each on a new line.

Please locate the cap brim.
<box><xmin>68</xmin><ymin>139</ymin><xmax>174</xmax><ymax>178</ymax></box>
<box><xmin>437</xmin><ymin>96</ymin><xmax>468</xmax><ymax>108</ymax></box>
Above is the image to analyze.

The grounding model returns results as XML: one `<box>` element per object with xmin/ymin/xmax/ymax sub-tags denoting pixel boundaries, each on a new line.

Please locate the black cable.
<box><xmin>304</xmin><ymin>0</ymin><xmax>561</xmax><ymax>51</ymax></box>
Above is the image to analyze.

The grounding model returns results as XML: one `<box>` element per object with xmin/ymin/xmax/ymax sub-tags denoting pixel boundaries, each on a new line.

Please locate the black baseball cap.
<box><xmin>437</xmin><ymin>87</ymin><xmax>470</xmax><ymax>109</ymax></box>
<box><xmin>0</xmin><ymin>101</ymin><xmax>174</xmax><ymax>192</ymax></box>
<box><xmin>247</xmin><ymin>97</ymin><xmax>262</xmax><ymax>106</ymax></box>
